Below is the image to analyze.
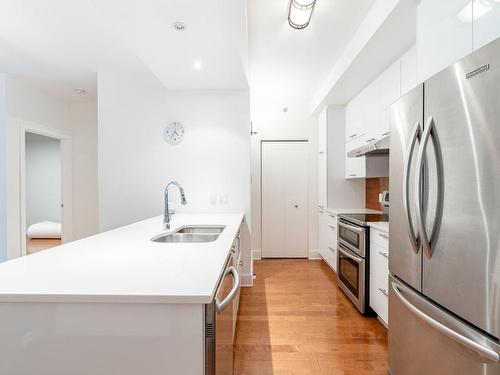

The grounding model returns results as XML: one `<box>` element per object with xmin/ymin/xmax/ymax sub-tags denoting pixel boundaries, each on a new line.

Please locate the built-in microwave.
<box><xmin>337</xmin><ymin>219</ymin><xmax>366</xmax><ymax>257</ymax></box>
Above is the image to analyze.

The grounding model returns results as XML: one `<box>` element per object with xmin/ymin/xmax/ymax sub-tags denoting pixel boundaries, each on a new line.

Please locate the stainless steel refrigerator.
<box><xmin>389</xmin><ymin>37</ymin><xmax>500</xmax><ymax>374</ymax></box>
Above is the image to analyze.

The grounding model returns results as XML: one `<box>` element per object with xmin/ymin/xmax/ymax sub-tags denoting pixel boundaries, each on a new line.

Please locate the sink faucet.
<box><xmin>164</xmin><ymin>181</ymin><xmax>187</xmax><ymax>230</ymax></box>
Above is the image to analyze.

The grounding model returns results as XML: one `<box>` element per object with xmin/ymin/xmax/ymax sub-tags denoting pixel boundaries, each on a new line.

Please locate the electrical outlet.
<box><xmin>219</xmin><ymin>194</ymin><xmax>228</xmax><ymax>205</ymax></box>
<box><xmin>210</xmin><ymin>194</ymin><xmax>217</xmax><ymax>205</ymax></box>
<box><xmin>378</xmin><ymin>193</ymin><xmax>383</xmax><ymax>203</ymax></box>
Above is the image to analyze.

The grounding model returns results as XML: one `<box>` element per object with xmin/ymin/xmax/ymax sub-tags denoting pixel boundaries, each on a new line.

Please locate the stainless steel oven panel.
<box><xmin>337</xmin><ymin>219</ymin><xmax>366</xmax><ymax>258</ymax></box>
<box><xmin>337</xmin><ymin>243</ymin><xmax>366</xmax><ymax>313</ymax></box>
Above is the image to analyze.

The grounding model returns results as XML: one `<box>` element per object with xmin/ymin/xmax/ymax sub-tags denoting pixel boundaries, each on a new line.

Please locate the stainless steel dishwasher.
<box><xmin>204</xmin><ymin>248</ymin><xmax>240</xmax><ymax>375</ymax></box>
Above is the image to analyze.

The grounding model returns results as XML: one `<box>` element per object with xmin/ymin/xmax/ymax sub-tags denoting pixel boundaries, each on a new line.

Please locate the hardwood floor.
<box><xmin>234</xmin><ymin>259</ymin><xmax>388</xmax><ymax>375</ymax></box>
<box><xmin>26</xmin><ymin>238</ymin><xmax>61</xmax><ymax>255</ymax></box>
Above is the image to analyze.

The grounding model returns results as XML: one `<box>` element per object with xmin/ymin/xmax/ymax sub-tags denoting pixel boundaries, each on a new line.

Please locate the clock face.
<box><xmin>164</xmin><ymin>122</ymin><xmax>185</xmax><ymax>145</ymax></box>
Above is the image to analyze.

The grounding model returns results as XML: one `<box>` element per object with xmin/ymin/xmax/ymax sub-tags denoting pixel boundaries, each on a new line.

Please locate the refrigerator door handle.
<box><xmin>415</xmin><ymin>116</ymin><xmax>444</xmax><ymax>258</ymax></box>
<box><xmin>391</xmin><ymin>280</ymin><xmax>500</xmax><ymax>363</ymax></box>
<box><xmin>403</xmin><ymin>121</ymin><xmax>422</xmax><ymax>254</ymax></box>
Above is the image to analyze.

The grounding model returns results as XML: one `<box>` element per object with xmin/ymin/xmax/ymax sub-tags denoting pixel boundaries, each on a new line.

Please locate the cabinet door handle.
<box><xmin>378</xmin><ymin>251</ymin><xmax>389</xmax><ymax>259</ymax></box>
<box><xmin>348</xmin><ymin>133</ymin><xmax>357</xmax><ymax>139</ymax></box>
<box><xmin>378</xmin><ymin>288</ymin><xmax>388</xmax><ymax>296</ymax></box>
<box><xmin>328</xmin><ymin>246</ymin><xmax>335</xmax><ymax>251</ymax></box>
<box><xmin>328</xmin><ymin>215</ymin><xmax>336</xmax><ymax>219</ymax></box>
<box><xmin>365</xmin><ymin>137</ymin><xmax>376</xmax><ymax>143</ymax></box>
<box><xmin>381</xmin><ymin>131</ymin><xmax>390</xmax><ymax>136</ymax></box>
<box><xmin>348</xmin><ymin>173</ymin><xmax>358</xmax><ymax>177</ymax></box>
<box><xmin>378</xmin><ymin>233</ymin><xmax>389</xmax><ymax>239</ymax></box>
<box><xmin>319</xmin><ymin>151</ymin><xmax>325</xmax><ymax>154</ymax></box>
<box><xmin>328</xmin><ymin>225</ymin><xmax>336</xmax><ymax>231</ymax></box>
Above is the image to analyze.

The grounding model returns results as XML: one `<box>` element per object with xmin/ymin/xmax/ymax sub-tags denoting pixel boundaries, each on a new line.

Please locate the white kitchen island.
<box><xmin>0</xmin><ymin>213</ymin><xmax>246</xmax><ymax>375</ymax></box>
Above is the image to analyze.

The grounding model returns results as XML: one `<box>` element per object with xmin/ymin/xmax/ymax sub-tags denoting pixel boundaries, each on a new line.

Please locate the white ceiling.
<box><xmin>248</xmin><ymin>0</ymin><xmax>377</xmax><ymax>102</ymax></box>
<box><xmin>0</xmin><ymin>0</ymin><xmax>249</xmax><ymax>92</ymax></box>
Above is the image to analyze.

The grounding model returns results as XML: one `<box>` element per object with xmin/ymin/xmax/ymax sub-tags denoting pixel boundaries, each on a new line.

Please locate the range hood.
<box><xmin>347</xmin><ymin>135</ymin><xmax>390</xmax><ymax>158</ymax></box>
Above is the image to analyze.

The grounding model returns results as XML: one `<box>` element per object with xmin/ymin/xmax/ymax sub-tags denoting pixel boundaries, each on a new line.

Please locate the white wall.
<box><xmin>0</xmin><ymin>73</ymin><xmax>6</xmax><ymax>262</ymax></box>
<box><xmin>25</xmin><ymin>133</ymin><xmax>61</xmax><ymax>227</ymax></box>
<box><xmin>97</xmin><ymin>72</ymin><xmax>251</xmax><ymax>230</ymax></box>
<box><xmin>4</xmin><ymin>74</ymin><xmax>98</xmax><ymax>259</ymax></box>
<box><xmin>97</xmin><ymin>71</ymin><xmax>251</xmax><ymax>282</ymax></box>
<box><xmin>70</xmin><ymin>100</ymin><xmax>98</xmax><ymax>240</ymax></box>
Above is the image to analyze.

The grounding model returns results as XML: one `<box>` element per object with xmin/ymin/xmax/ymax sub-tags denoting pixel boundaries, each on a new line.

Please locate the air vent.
<box><xmin>205</xmin><ymin>323</ymin><xmax>215</xmax><ymax>338</ymax></box>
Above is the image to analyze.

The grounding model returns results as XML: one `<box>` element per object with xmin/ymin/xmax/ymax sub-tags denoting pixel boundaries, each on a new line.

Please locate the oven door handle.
<box><xmin>215</xmin><ymin>266</ymin><xmax>240</xmax><ymax>312</ymax></box>
<box><xmin>339</xmin><ymin>221</ymin><xmax>365</xmax><ymax>235</ymax></box>
<box><xmin>338</xmin><ymin>246</ymin><xmax>363</xmax><ymax>263</ymax></box>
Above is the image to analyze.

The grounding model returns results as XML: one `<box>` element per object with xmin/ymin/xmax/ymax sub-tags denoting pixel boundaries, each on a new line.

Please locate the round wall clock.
<box><xmin>164</xmin><ymin>121</ymin><xmax>185</xmax><ymax>145</ymax></box>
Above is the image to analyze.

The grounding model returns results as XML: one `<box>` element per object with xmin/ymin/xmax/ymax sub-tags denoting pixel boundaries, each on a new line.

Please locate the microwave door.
<box><xmin>389</xmin><ymin>83</ymin><xmax>424</xmax><ymax>292</ymax></box>
<box><xmin>421</xmin><ymin>38</ymin><xmax>500</xmax><ymax>340</ymax></box>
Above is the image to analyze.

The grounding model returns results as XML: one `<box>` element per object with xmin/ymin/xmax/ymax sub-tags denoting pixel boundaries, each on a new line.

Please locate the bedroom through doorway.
<box><xmin>24</xmin><ymin>132</ymin><xmax>62</xmax><ymax>255</ymax></box>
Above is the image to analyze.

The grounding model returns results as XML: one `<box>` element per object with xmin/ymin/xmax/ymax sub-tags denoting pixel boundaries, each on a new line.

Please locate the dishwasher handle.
<box><xmin>215</xmin><ymin>266</ymin><xmax>240</xmax><ymax>312</ymax></box>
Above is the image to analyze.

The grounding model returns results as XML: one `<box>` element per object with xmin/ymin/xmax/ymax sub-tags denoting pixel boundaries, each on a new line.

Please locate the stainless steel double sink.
<box><xmin>151</xmin><ymin>225</ymin><xmax>225</xmax><ymax>243</ymax></box>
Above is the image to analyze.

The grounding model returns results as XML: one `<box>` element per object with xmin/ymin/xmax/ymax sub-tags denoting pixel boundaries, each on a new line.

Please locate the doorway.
<box><xmin>21</xmin><ymin>131</ymin><xmax>67</xmax><ymax>255</ymax></box>
<box><xmin>261</xmin><ymin>140</ymin><xmax>309</xmax><ymax>258</ymax></box>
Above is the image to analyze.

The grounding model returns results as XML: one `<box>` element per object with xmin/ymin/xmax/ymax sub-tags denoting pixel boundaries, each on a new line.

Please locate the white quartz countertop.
<box><xmin>0</xmin><ymin>213</ymin><xmax>244</xmax><ymax>304</ymax></box>
<box><xmin>368</xmin><ymin>222</ymin><xmax>389</xmax><ymax>234</ymax></box>
<box><xmin>320</xmin><ymin>207</ymin><xmax>383</xmax><ymax>215</ymax></box>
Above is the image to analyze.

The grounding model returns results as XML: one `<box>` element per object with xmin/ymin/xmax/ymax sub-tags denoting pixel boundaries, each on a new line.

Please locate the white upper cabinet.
<box><xmin>473</xmin><ymin>0</ymin><xmax>500</xmax><ymax>50</ymax></box>
<box><xmin>375</xmin><ymin>60</ymin><xmax>400</xmax><ymax>138</ymax></box>
<box><xmin>318</xmin><ymin>109</ymin><xmax>328</xmax><ymax>208</ymax></box>
<box><xmin>417</xmin><ymin>0</ymin><xmax>473</xmax><ymax>82</ymax></box>
<box><xmin>345</xmin><ymin>136</ymin><xmax>366</xmax><ymax>179</ymax></box>
<box><xmin>400</xmin><ymin>46</ymin><xmax>419</xmax><ymax>96</ymax></box>
<box><xmin>345</xmin><ymin>92</ymin><xmax>366</xmax><ymax>143</ymax></box>
<box><xmin>344</xmin><ymin>58</ymin><xmax>400</xmax><ymax>179</ymax></box>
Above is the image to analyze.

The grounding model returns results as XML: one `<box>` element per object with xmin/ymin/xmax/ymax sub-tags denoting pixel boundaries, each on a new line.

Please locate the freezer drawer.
<box><xmin>388</xmin><ymin>275</ymin><xmax>500</xmax><ymax>375</ymax></box>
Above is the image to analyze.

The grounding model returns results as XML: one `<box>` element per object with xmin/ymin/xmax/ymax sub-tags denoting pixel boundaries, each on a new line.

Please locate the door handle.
<box><xmin>378</xmin><ymin>233</ymin><xmax>389</xmax><ymax>239</ymax></box>
<box><xmin>415</xmin><ymin>116</ymin><xmax>444</xmax><ymax>259</ymax></box>
<box><xmin>378</xmin><ymin>287</ymin><xmax>388</xmax><ymax>296</ymax></box>
<box><xmin>338</xmin><ymin>246</ymin><xmax>363</xmax><ymax>263</ymax></box>
<box><xmin>339</xmin><ymin>221</ymin><xmax>364</xmax><ymax>235</ymax></box>
<box><xmin>378</xmin><ymin>251</ymin><xmax>389</xmax><ymax>259</ymax></box>
<box><xmin>215</xmin><ymin>266</ymin><xmax>240</xmax><ymax>312</ymax></box>
<box><xmin>403</xmin><ymin>121</ymin><xmax>422</xmax><ymax>254</ymax></box>
<box><xmin>391</xmin><ymin>280</ymin><xmax>499</xmax><ymax>363</ymax></box>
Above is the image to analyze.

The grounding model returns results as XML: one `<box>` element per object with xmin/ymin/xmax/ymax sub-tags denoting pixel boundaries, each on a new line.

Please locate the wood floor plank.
<box><xmin>234</xmin><ymin>259</ymin><xmax>388</xmax><ymax>375</ymax></box>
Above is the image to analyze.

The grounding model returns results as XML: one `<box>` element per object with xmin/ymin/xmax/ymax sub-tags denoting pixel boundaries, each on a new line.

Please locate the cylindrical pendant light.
<box><xmin>288</xmin><ymin>0</ymin><xmax>316</xmax><ymax>30</ymax></box>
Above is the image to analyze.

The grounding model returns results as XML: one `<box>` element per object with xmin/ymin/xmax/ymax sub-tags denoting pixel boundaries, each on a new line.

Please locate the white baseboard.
<box><xmin>252</xmin><ymin>250</ymin><xmax>262</xmax><ymax>260</ymax></box>
<box><xmin>308</xmin><ymin>250</ymin><xmax>322</xmax><ymax>260</ymax></box>
<box><xmin>253</xmin><ymin>249</ymin><xmax>322</xmax><ymax>260</ymax></box>
<box><xmin>240</xmin><ymin>273</ymin><xmax>254</xmax><ymax>287</ymax></box>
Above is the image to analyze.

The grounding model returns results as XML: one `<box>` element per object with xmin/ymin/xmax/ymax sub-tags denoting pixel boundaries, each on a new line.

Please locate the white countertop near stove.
<box><xmin>0</xmin><ymin>213</ymin><xmax>243</xmax><ymax>304</ymax></box>
<box><xmin>368</xmin><ymin>221</ymin><xmax>389</xmax><ymax>234</ymax></box>
<box><xmin>320</xmin><ymin>207</ymin><xmax>383</xmax><ymax>215</ymax></box>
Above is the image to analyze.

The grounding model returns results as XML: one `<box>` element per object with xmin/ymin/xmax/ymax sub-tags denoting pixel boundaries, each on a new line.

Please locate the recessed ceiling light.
<box><xmin>74</xmin><ymin>89</ymin><xmax>87</xmax><ymax>95</ymax></box>
<box><xmin>193</xmin><ymin>60</ymin><xmax>202</xmax><ymax>70</ymax></box>
<box><xmin>173</xmin><ymin>22</ymin><xmax>186</xmax><ymax>31</ymax></box>
<box><xmin>288</xmin><ymin>0</ymin><xmax>316</xmax><ymax>30</ymax></box>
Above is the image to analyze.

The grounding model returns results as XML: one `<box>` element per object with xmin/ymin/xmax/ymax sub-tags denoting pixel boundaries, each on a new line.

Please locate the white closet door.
<box><xmin>261</xmin><ymin>141</ymin><xmax>308</xmax><ymax>258</ymax></box>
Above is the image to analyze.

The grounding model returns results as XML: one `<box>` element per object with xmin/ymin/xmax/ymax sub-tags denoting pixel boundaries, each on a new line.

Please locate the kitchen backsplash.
<box><xmin>366</xmin><ymin>177</ymin><xmax>389</xmax><ymax>211</ymax></box>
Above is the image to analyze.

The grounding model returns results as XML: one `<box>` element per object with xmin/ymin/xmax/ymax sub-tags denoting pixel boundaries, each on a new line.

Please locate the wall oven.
<box><xmin>337</xmin><ymin>216</ymin><xmax>370</xmax><ymax>314</ymax></box>
<box><xmin>337</xmin><ymin>242</ymin><xmax>367</xmax><ymax>313</ymax></box>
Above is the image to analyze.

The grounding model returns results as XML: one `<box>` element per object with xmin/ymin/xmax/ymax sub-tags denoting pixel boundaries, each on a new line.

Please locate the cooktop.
<box><xmin>339</xmin><ymin>213</ymin><xmax>388</xmax><ymax>226</ymax></box>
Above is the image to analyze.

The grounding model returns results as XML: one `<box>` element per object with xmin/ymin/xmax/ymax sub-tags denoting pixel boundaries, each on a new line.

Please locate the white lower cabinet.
<box><xmin>318</xmin><ymin>210</ymin><xmax>338</xmax><ymax>272</ymax></box>
<box><xmin>369</xmin><ymin>228</ymin><xmax>389</xmax><ymax>325</ymax></box>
